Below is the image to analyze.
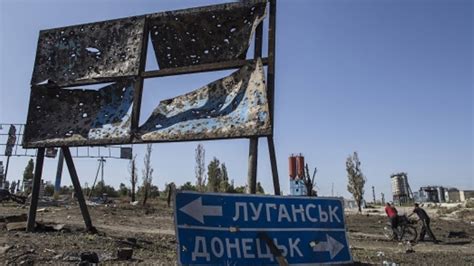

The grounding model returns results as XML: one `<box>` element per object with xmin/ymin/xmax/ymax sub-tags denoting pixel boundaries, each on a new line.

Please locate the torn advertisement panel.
<box><xmin>148</xmin><ymin>0</ymin><xmax>266</xmax><ymax>69</ymax></box>
<box><xmin>138</xmin><ymin>58</ymin><xmax>271</xmax><ymax>142</ymax></box>
<box><xmin>31</xmin><ymin>16</ymin><xmax>145</xmax><ymax>87</ymax></box>
<box><xmin>23</xmin><ymin>79</ymin><xmax>135</xmax><ymax>148</ymax></box>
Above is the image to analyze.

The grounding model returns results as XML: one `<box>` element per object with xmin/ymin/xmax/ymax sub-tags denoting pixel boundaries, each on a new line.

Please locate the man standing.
<box><xmin>385</xmin><ymin>202</ymin><xmax>398</xmax><ymax>238</ymax></box>
<box><xmin>409</xmin><ymin>203</ymin><xmax>438</xmax><ymax>243</ymax></box>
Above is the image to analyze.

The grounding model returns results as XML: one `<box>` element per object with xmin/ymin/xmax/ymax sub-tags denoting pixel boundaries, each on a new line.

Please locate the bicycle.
<box><xmin>383</xmin><ymin>214</ymin><xmax>417</xmax><ymax>242</ymax></box>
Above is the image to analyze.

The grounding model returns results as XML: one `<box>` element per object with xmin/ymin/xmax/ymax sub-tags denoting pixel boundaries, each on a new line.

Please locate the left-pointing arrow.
<box><xmin>179</xmin><ymin>197</ymin><xmax>223</xmax><ymax>224</ymax></box>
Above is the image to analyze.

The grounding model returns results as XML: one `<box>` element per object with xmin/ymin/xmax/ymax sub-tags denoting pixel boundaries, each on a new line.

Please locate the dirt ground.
<box><xmin>347</xmin><ymin>212</ymin><xmax>474</xmax><ymax>265</ymax></box>
<box><xmin>1</xmin><ymin>198</ymin><xmax>473</xmax><ymax>265</ymax></box>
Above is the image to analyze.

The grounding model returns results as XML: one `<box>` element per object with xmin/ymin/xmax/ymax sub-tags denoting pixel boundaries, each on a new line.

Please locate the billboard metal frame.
<box><xmin>24</xmin><ymin>0</ymin><xmax>279</xmax><ymax>232</ymax></box>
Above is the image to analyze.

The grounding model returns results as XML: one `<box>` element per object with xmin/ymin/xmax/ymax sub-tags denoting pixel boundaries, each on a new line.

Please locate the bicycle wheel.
<box><xmin>383</xmin><ymin>225</ymin><xmax>396</xmax><ymax>240</ymax></box>
<box><xmin>401</xmin><ymin>225</ymin><xmax>417</xmax><ymax>242</ymax></box>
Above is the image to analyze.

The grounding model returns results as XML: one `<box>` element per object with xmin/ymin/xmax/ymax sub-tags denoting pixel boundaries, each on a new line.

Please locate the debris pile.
<box><xmin>0</xmin><ymin>189</ymin><xmax>26</xmax><ymax>204</ymax></box>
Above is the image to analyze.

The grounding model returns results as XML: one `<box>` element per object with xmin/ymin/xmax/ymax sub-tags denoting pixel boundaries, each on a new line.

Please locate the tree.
<box><xmin>234</xmin><ymin>185</ymin><xmax>246</xmax><ymax>194</ymax></box>
<box><xmin>195</xmin><ymin>144</ymin><xmax>206</xmax><ymax>192</ymax></box>
<box><xmin>119</xmin><ymin>183</ymin><xmax>129</xmax><ymax>197</ymax></box>
<box><xmin>22</xmin><ymin>159</ymin><xmax>35</xmax><ymax>194</ymax></box>
<box><xmin>59</xmin><ymin>185</ymin><xmax>74</xmax><ymax>195</ymax></box>
<box><xmin>227</xmin><ymin>180</ymin><xmax>247</xmax><ymax>194</ymax></box>
<box><xmin>346</xmin><ymin>152</ymin><xmax>366</xmax><ymax>213</ymax></box>
<box><xmin>129</xmin><ymin>155</ymin><xmax>138</xmax><ymax>202</ymax></box>
<box><xmin>89</xmin><ymin>181</ymin><xmax>119</xmax><ymax>197</ymax></box>
<box><xmin>180</xmin><ymin>181</ymin><xmax>197</xmax><ymax>191</ymax></box>
<box><xmin>149</xmin><ymin>185</ymin><xmax>160</xmax><ymax>198</ymax></box>
<box><xmin>303</xmin><ymin>163</ymin><xmax>318</xmax><ymax>196</ymax></box>
<box><xmin>141</xmin><ymin>144</ymin><xmax>154</xmax><ymax>206</ymax></box>
<box><xmin>23</xmin><ymin>159</ymin><xmax>34</xmax><ymax>181</ymax></box>
<box><xmin>256</xmin><ymin>182</ymin><xmax>265</xmax><ymax>194</ymax></box>
<box><xmin>227</xmin><ymin>179</ymin><xmax>236</xmax><ymax>193</ymax></box>
<box><xmin>206</xmin><ymin>158</ymin><xmax>233</xmax><ymax>193</ymax></box>
<box><xmin>219</xmin><ymin>163</ymin><xmax>230</xmax><ymax>192</ymax></box>
<box><xmin>207</xmin><ymin>157</ymin><xmax>222</xmax><ymax>192</ymax></box>
<box><xmin>44</xmin><ymin>183</ymin><xmax>55</xmax><ymax>197</ymax></box>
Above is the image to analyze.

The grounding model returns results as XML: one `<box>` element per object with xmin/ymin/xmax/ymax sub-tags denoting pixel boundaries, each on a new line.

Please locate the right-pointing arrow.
<box><xmin>311</xmin><ymin>234</ymin><xmax>345</xmax><ymax>259</ymax></box>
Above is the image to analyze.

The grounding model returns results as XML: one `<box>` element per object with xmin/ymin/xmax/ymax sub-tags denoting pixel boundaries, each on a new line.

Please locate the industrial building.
<box><xmin>390</xmin><ymin>171</ymin><xmax>473</xmax><ymax>204</ymax></box>
<box><xmin>390</xmin><ymin>172</ymin><xmax>413</xmax><ymax>204</ymax></box>
<box><xmin>288</xmin><ymin>154</ymin><xmax>307</xmax><ymax>196</ymax></box>
<box><xmin>413</xmin><ymin>186</ymin><xmax>446</xmax><ymax>203</ymax></box>
<box><xmin>413</xmin><ymin>186</ymin><xmax>474</xmax><ymax>203</ymax></box>
<box><xmin>444</xmin><ymin>188</ymin><xmax>460</xmax><ymax>202</ymax></box>
<box><xmin>443</xmin><ymin>188</ymin><xmax>474</xmax><ymax>203</ymax></box>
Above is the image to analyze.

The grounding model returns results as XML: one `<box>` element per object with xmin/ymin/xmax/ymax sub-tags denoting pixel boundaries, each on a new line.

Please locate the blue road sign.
<box><xmin>174</xmin><ymin>191</ymin><xmax>352</xmax><ymax>265</ymax></box>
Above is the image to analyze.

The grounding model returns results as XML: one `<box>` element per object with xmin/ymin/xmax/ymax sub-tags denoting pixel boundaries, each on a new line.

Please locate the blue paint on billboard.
<box><xmin>174</xmin><ymin>191</ymin><xmax>352</xmax><ymax>265</ymax></box>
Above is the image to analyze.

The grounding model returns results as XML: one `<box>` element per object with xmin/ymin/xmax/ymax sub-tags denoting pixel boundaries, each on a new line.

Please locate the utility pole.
<box><xmin>331</xmin><ymin>182</ymin><xmax>334</xmax><ymax>197</ymax></box>
<box><xmin>381</xmin><ymin>193</ymin><xmax>385</xmax><ymax>205</ymax></box>
<box><xmin>4</xmin><ymin>125</ymin><xmax>17</xmax><ymax>184</ymax></box>
<box><xmin>372</xmin><ymin>186</ymin><xmax>376</xmax><ymax>203</ymax></box>
<box><xmin>54</xmin><ymin>149</ymin><xmax>65</xmax><ymax>194</ymax></box>
<box><xmin>99</xmin><ymin>157</ymin><xmax>106</xmax><ymax>195</ymax></box>
<box><xmin>88</xmin><ymin>157</ymin><xmax>106</xmax><ymax>198</ymax></box>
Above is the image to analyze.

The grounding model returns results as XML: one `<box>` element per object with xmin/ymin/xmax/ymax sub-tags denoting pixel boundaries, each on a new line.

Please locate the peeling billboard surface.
<box><xmin>23</xmin><ymin>80</ymin><xmax>135</xmax><ymax>148</ymax></box>
<box><xmin>24</xmin><ymin>1</ymin><xmax>273</xmax><ymax>148</ymax></box>
<box><xmin>31</xmin><ymin>17</ymin><xmax>145</xmax><ymax>87</ymax></box>
<box><xmin>138</xmin><ymin>59</ymin><xmax>271</xmax><ymax>142</ymax></box>
<box><xmin>148</xmin><ymin>0</ymin><xmax>266</xmax><ymax>68</ymax></box>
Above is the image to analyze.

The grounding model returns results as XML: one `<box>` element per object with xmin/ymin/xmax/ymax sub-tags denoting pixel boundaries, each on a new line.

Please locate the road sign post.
<box><xmin>174</xmin><ymin>191</ymin><xmax>352</xmax><ymax>265</ymax></box>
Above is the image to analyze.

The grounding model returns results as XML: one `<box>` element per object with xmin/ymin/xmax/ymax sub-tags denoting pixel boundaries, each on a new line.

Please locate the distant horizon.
<box><xmin>1</xmin><ymin>142</ymin><xmax>472</xmax><ymax>199</ymax></box>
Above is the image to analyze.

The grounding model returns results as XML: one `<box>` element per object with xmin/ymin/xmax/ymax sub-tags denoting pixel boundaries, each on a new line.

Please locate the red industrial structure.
<box><xmin>289</xmin><ymin>155</ymin><xmax>296</xmax><ymax>179</ymax></box>
<box><xmin>289</xmin><ymin>154</ymin><xmax>306</xmax><ymax>196</ymax></box>
<box><xmin>296</xmin><ymin>154</ymin><xmax>305</xmax><ymax>178</ymax></box>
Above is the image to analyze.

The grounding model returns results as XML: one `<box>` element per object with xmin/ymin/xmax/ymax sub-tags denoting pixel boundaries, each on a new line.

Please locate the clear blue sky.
<box><xmin>0</xmin><ymin>0</ymin><xmax>472</xmax><ymax>199</ymax></box>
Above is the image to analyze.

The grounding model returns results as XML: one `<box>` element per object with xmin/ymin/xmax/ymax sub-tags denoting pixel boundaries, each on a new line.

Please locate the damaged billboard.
<box><xmin>23</xmin><ymin>0</ymin><xmax>272</xmax><ymax>148</ymax></box>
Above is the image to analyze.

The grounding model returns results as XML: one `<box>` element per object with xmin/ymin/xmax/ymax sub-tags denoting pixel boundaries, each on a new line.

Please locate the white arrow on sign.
<box><xmin>310</xmin><ymin>234</ymin><xmax>344</xmax><ymax>259</ymax></box>
<box><xmin>179</xmin><ymin>197</ymin><xmax>222</xmax><ymax>224</ymax></box>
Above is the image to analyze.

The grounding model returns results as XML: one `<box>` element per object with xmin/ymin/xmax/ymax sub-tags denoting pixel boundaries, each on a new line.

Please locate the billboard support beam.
<box><xmin>26</xmin><ymin>148</ymin><xmax>45</xmax><ymax>232</ymax></box>
<box><xmin>4</xmin><ymin>156</ymin><xmax>10</xmax><ymax>185</ymax></box>
<box><xmin>62</xmin><ymin>147</ymin><xmax>96</xmax><ymax>233</ymax></box>
<box><xmin>54</xmin><ymin>149</ymin><xmax>64</xmax><ymax>193</ymax></box>
<box><xmin>246</xmin><ymin>20</ymin><xmax>264</xmax><ymax>194</ymax></box>
<box><xmin>268</xmin><ymin>135</ymin><xmax>280</xmax><ymax>195</ymax></box>
<box><xmin>247</xmin><ymin>137</ymin><xmax>258</xmax><ymax>194</ymax></box>
<box><xmin>267</xmin><ymin>0</ymin><xmax>280</xmax><ymax>195</ymax></box>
